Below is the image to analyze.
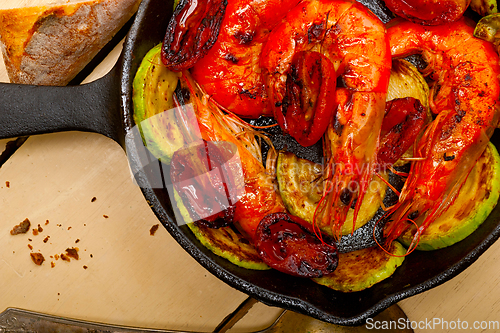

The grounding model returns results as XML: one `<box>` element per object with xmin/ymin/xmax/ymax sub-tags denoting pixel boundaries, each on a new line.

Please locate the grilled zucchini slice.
<box><xmin>276</xmin><ymin>151</ymin><xmax>387</xmax><ymax>236</ymax></box>
<box><xmin>313</xmin><ymin>242</ymin><xmax>405</xmax><ymax>292</ymax></box>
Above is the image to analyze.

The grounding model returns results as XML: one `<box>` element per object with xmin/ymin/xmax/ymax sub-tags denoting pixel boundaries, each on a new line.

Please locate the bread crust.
<box><xmin>0</xmin><ymin>0</ymin><xmax>141</xmax><ymax>85</ymax></box>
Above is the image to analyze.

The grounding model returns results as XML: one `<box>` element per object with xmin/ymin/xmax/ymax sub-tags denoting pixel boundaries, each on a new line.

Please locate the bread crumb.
<box><xmin>10</xmin><ymin>218</ymin><xmax>31</xmax><ymax>235</ymax></box>
<box><xmin>103</xmin><ymin>215</ymin><xmax>109</xmax><ymax>219</ymax></box>
<box><xmin>45</xmin><ymin>220</ymin><xmax>49</xmax><ymax>225</ymax></box>
<box><xmin>30</xmin><ymin>252</ymin><xmax>45</xmax><ymax>265</ymax></box>
<box><xmin>64</xmin><ymin>247</ymin><xmax>79</xmax><ymax>260</ymax></box>
<box><xmin>150</xmin><ymin>224</ymin><xmax>159</xmax><ymax>236</ymax></box>
<box><xmin>60</xmin><ymin>254</ymin><xmax>70</xmax><ymax>262</ymax></box>
<box><xmin>32</xmin><ymin>229</ymin><xmax>39</xmax><ymax>236</ymax></box>
<box><xmin>43</xmin><ymin>236</ymin><xmax>50</xmax><ymax>243</ymax></box>
<box><xmin>37</xmin><ymin>224</ymin><xmax>43</xmax><ymax>232</ymax></box>
<box><xmin>5</xmin><ymin>181</ymin><xmax>10</xmax><ymax>188</ymax></box>
<box><xmin>91</xmin><ymin>197</ymin><xmax>97</xmax><ymax>202</ymax></box>
<box><xmin>75</xmin><ymin>239</ymin><xmax>80</xmax><ymax>243</ymax></box>
<box><xmin>27</xmin><ymin>244</ymin><xmax>33</xmax><ymax>250</ymax></box>
<box><xmin>51</xmin><ymin>262</ymin><xmax>55</xmax><ymax>268</ymax></box>
<box><xmin>83</xmin><ymin>265</ymin><xmax>88</xmax><ymax>269</ymax></box>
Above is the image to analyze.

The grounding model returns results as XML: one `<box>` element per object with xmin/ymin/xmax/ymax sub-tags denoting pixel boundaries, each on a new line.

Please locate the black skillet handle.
<box><xmin>0</xmin><ymin>65</ymin><xmax>125</xmax><ymax>146</ymax></box>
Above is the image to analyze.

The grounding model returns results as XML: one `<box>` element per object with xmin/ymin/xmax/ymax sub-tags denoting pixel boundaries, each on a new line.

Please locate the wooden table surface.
<box><xmin>1</xmin><ymin>3</ymin><xmax>500</xmax><ymax>333</ymax></box>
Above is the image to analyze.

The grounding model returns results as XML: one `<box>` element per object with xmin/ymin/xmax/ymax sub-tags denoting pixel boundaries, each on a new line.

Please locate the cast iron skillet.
<box><xmin>1</xmin><ymin>0</ymin><xmax>499</xmax><ymax>326</ymax></box>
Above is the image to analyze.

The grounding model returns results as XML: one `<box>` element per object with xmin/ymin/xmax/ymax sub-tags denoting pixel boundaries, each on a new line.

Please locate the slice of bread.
<box><xmin>0</xmin><ymin>0</ymin><xmax>141</xmax><ymax>85</ymax></box>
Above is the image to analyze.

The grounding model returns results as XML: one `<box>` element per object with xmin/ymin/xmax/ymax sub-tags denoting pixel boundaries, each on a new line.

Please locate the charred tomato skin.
<box><xmin>276</xmin><ymin>51</ymin><xmax>337</xmax><ymax>147</ymax></box>
<box><xmin>378</xmin><ymin>97</ymin><xmax>426</xmax><ymax>169</ymax></box>
<box><xmin>170</xmin><ymin>140</ymin><xmax>238</xmax><ymax>228</ymax></box>
<box><xmin>255</xmin><ymin>212</ymin><xmax>339</xmax><ymax>278</ymax></box>
<box><xmin>162</xmin><ymin>0</ymin><xmax>228</xmax><ymax>71</ymax></box>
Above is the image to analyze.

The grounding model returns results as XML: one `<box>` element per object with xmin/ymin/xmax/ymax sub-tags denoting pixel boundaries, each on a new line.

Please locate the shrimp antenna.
<box><xmin>312</xmin><ymin>174</ymin><xmax>335</xmax><ymax>245</ymax></box>
<box><xmin>372</xmin><ymin>214</ymin><xmax>421</xmax><ymax>257</ymax></box>
<box><xmin>375</xmin><ymin>172</ymin><xmax>401</xmax><ymax>197</ymax></box>
<box><xmin>377</xmin><ymin>194</ymin><xmax>397</xmax><ymax>212</ymax></box>
<box><xmin>387</xmin><ymin>164</ymin><xmax>409</xmax><ymax>177</ymax></box>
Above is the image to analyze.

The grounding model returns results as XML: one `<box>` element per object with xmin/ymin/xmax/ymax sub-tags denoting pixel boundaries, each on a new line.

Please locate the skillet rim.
<box><xmin>118</xmin><ymin>0</ymin><xmax>500</xmax><ymax>325</ymax></box>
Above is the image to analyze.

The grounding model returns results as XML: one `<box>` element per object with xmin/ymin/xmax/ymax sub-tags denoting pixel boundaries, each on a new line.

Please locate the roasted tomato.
<box><xmin>275</xmin><ymin>51</ymin><xmax>337</xmax><ymax>147</ymax></box>
<box><xmin>162</xmin><ymin>0</ymin><xmax>228</xmax><ymax>71</ymax></box>
<box><xmin>377</xmin><ymin>97</ymin><xmax>426</xmax><ymax>168</ymax></box>
<box><xmin>170</xmin><ymin>140</ymin><xmax>242</xmax><ymax>228</ymax></box>
<box><xmin>255</xmin><ymin>212</ymin><xmax>339</xmax><ymax>278</ymax></box>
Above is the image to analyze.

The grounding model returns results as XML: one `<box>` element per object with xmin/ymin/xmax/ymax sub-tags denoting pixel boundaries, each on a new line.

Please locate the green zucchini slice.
<box><xmin>475</xmin><ymin>13</ymin><xmax>500</xmax><ymax>43</ymax></box>
<box><xmin>313</xmin><ymin>242</ymin><xmax>406</xmax><ymax>292</ymax></box>
<box><xmin>276</xmin><ymin>151</ymin><xmax>387</xmax><ymax>236</ymax></box>
<box><xmin>471</xmin><ymin>0</ymin><xmax>498</xmax><ymax>17</ymax></box>
<box><xmin>188</xmin><ymin>223</ymin><xmax>270</xmax><ymax>270</ymax></box>
<box><xmin>132</xmin><ymin>44</ymin><xmax>186</xmax><ymax>164</ymax></box>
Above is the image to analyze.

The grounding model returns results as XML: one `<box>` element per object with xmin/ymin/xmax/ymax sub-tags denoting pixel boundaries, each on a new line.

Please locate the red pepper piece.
<box><xmin>162</xmin><ymin>0</ymin><xmax>228</xmax><ymax>71</ymax></box>
<box><xmin>276</xmin><ymin>51</ymin><xmax>337</xmax><ymax>147</ymax></box>
<box><xmin>255</xmin><ymin>212</ymin><xmax>338</xmax><ymax>278</ymax></box>
<box><xmin>378</xmin><ymin>97</ymin><xmax>426</xmax><ymax>169</ymax></box>
<box><xmin>170</xmin><ymin>140</ymin><xmax>240</xmax><ymax>228</ymax></box>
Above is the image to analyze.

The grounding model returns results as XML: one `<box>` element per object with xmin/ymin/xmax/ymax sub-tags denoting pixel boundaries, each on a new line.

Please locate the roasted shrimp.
<box><xmin>383</xmin><ymin>18</ymin><xmax>500</xmax><ymax>246</ymax></box>
<box><xmin>173</xmin><ymin>71</ymin><xmax>285</xmax><ymax>240</ymax></box>
<box><xmin>259</xmin><ymin>0</ymin><xmax>391</xmax><ymax>239</ymax></box>
<box><xmin>189</xmin><ymin>0</ymin><xmax>302</xmax><ymax>118</ymax></box>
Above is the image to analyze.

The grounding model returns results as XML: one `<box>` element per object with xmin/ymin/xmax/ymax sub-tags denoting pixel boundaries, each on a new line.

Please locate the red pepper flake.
<box><xmin>27</xmin><ymin>244</ymin><xmax>33</xmax><ymax>250</ymax></box>
<box><xmin>10</xmin><ymin>218</ymin><xmax>31</xmax><ymax>235</ymax></box>
<box><xmin>30</xmin><ymin>252</ymin><xmax>45</xmax><ymax>265</ymax></box>
<box><xmin>51</xmin><ymin>262</ymin><xmax>55</xmax><ymax>268</ymax></box>
<box><xmin>67</xmin><ymin>226</ymin><xmax>72</xmax><ymax>230</ymax></box>
<box><xmin>5</xmin><ymin>181</ymin><xmax>10</xmax><ymax>188</ymax></box>
<box><xmin>150</xmin><ymin>224</ymin><xmax>160</xmax><ymax>236</ymax></box>
<box><xmin>54</xmin><ymin>254</ymin><xmax>60</xmax><ymax>260</ymax></box>
<box><xmin>103</xmin><ymin>215</ymin><xmax>109</xmax><ymax>219</ymax></box>
<box><xmin>45</xmin><ymin>220</ymin><xmax>49</xmax><ymax>225</ymax></box>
